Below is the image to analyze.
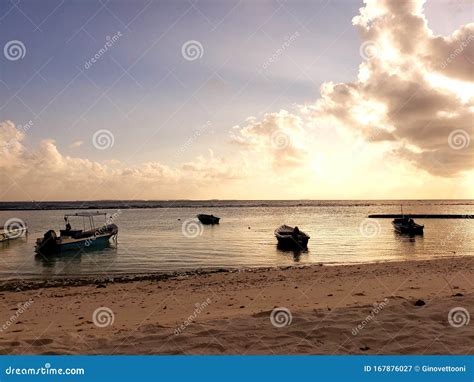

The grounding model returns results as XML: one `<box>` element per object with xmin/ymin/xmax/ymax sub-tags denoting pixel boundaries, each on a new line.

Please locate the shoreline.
<box><xmin>1</xmin><ymin>255</ymin><xmax>470</xmax><ymax>292</ymax></box>
<box><xmin>0</xmin><ymin>256</ymin><xmax>472</xmax><ymax>354</ymax></box>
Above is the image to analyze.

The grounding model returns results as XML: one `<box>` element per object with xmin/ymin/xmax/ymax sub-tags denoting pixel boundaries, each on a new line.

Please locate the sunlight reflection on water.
<box><xmin>0</xmin><ymin>200</ymin><xmax>472</xmax><ymax>280</ymax></box>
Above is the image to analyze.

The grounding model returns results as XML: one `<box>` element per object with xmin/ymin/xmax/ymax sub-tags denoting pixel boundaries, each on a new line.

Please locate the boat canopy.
<box><xmin>64</xmin><ymin>212</ymin><xmax>109</xmax><ymax>231</ymax></box>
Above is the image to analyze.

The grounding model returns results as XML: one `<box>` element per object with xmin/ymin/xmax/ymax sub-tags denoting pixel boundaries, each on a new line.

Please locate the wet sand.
<box><xmin>0</xmin><ymin>257</ymin><xmax>472</xmax><ymax>355</ymax></box>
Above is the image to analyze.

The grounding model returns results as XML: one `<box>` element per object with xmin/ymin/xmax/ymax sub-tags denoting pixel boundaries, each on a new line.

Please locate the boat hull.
<box><xmin>392</xmin><ymin>222</ymin><xmax>424</xmax><ymax>235</ymax></box>
<box><xmin>197</xmin><ymin>214</ymin><xmax>220</xmax><ymax>225</ymax></box>
<box><xmin>35</xmin><ymin>224</ymin><xmax>118</xmax><ymax>255</ymax></box>
<box><xmin>274</xmin><ymin>225</ymin><xmax>310</xmax><ymax>250</ymax></box>
<box><xmin>276</xmin><ymin>235</ymin><xmax>309</xmax><ymax>249</ymax></box>
<box><xmin>59</xmin><ymin>234</ymin><xmax>115</xmax><ymax>251</ymax></box>
<box><xmin>36</xmin><ymin>233</ymin><xmax>116</xmax><ymax>255</ymax></box>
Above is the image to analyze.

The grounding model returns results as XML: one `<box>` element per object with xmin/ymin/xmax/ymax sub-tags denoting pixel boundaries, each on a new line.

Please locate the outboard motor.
<box><xmin>36</xmin><ymin>230</ymin><xmax>58</xmax><ymax>255</ymax></box>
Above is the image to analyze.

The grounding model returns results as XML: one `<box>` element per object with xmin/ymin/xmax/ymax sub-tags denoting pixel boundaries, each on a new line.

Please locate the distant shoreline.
<box><xmin>0</xmin><ymin>199</ymin><xmax>472</xmax><ymax>211</ymax></box>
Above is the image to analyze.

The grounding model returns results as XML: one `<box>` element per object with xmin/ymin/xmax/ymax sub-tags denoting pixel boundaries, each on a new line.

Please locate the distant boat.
<box><xmin>392</xmin><ymin>217</ymin><xmax>424</xmax><ymax>235</ymax></box>
<box><xmin>196</xmin><ymin>214</ymin><xmax>220</xmax><ymax>225</ymax></box>
<box><xmin>0</xmin><ymin>223</ymin><xmax>28</xmax><ymax>242</ymax></box>
<box><xmin>392</xmin><ymin>205</ymin><xmax>424</xmax><ymax>235</ymax></box>
<box><xmin>274</xmin><ymin>225</ymin><xmax>310</xmax><ymax>249</ymax></box>
<box><xmin>35</xmin><ymin>212</ymin><xmax>118</xmax><ymax>255</ymax></box>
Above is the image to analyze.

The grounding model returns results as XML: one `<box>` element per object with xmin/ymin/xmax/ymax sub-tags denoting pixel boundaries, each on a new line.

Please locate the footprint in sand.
<box><xmin>25</xmin><ymin>338</ymin><xmax>54</xmax><ymax>346</ymax></box>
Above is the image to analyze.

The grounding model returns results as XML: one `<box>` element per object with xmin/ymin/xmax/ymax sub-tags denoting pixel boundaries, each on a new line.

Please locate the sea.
<box><xmin>0</xmin><ymin>200</ymin><xmax>472</xmax><ymax>281</ymax></box>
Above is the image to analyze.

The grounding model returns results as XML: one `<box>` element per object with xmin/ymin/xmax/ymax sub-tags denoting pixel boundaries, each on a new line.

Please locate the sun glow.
<box><xmin>351</xmin><ymin>100</ymin><xmax>388</xmax><ymax>127</ymax></box>
<box><xmin>425</xmin><ymin>72</ymin><xmax>474</xmax><ymax>103</ymax></box>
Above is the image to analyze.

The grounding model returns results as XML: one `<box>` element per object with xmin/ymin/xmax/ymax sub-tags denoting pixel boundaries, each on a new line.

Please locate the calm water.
<box><xmin>0</xmin><ymin>200</ymin><xmax>472</xmax><ymax>280</ymax></box>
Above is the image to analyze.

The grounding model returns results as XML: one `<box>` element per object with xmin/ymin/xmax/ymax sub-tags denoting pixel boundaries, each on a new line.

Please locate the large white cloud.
<box><xmin>1</xmin><ymin>0</ymin><xmax>472</xmax><ymax>201</ymax></box>
<box><xmin>303</xmin><ymin>0</ymin><xmax>473</xmax><ymax>177</ymax></box>
<box><xmin>230</xmin><ymin>110</ymin><xmax>308</xmax><ymax>169</ymax></box>
<box><xmin>0</xmin><ymin>121</ymin><xmax>246</xmax><ymax>200</ymax></box>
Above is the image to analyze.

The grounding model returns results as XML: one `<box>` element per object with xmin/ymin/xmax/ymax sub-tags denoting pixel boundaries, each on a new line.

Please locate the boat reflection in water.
<box><xmin>275</xmin><ymin>245</ymin><xmax>308</xmax><ymax>262</ymax></box>
<box><xmin>34</xmin><ymin>245</ymin><xmax>118</xmax><ymax>270</ymax></box>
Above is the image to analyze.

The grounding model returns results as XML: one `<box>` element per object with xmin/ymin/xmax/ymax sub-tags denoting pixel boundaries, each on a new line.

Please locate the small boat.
<box><xmin>392</xmin><ymin>205</ymin><xmax>424</xmax><ymax>235</ymax></box>
<box><xmin>35</xmin><ymin>212</ymin><xmax>118</xmax><ymax>255</ymax></box>
<box><xmin>274</xmin><ymin>225</ymin><xmax>310</xmax><ymax>249</ymax></box>
<box><xmin>392</xmin><ymin>217</ymin><xmax>424</xmax><ymax>235</ymax></box>
<box><xmin>196</xmin><ymin>214</ymin><xmax>220</xmax><ymax>225</ymax></box>
<box><xmin>0</xmin><ymin>223</ymin><xmax>28</xmax><ymax>242</ymax></box>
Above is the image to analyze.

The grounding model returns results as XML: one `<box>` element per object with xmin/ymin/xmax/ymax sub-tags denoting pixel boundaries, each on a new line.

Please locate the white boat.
<box><xmin>35</xmin><ymin>212</ymin><xmax>118</xmax><ymax>255</ymax></box>
<box><xmin>0</xmin><ymin>223</ymin><xmax>28</xmax><ymax>242</ymax></box>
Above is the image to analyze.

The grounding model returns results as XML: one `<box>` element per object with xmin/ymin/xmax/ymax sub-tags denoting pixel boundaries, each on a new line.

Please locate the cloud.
<box><xmin>230</xmin><ymin>110</ymin><xmax>308</xmax><ymax>169</ymax></box>
<box><xmin>1</xmin><ymin>0</ymin><xmax>472</xmax><ymax>201</ymax></box>
<box><xmin>181</xmin><ymin>149</ymin><xmax>247</xmax><ymax>181</ymax></box>
<box><xmin>0</xmin><ymin>121</ymin><xmax>245</xmax><ymax>200</ymax></box>
<box><xmin>303</xmin><ymin>0</ymin><xmax>473</xmax><ymax>177</ymax></box>
<box><xmin>69</xmin><ymin>140</ymin><xmax>84</xmax><ymax>148</ymax></box>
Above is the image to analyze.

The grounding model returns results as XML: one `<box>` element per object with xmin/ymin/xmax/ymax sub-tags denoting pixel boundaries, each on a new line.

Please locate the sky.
<box><xmin>0</xmin><ymin>0</ymin><xmax>473</xmax><ymax>201</ymax></box>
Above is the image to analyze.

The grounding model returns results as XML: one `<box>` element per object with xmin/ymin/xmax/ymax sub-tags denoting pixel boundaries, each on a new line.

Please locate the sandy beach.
<box><xmin>0</xmin><ymin>257</ymin><xmax>472</xmax><ymax>355</ymax></box>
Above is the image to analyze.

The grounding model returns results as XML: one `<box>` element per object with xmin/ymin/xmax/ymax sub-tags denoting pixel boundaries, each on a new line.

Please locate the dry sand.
<box><xmin>0</xmin><ymin>257</ymin><xmax>473</xmax><ymax>355</ymax></box>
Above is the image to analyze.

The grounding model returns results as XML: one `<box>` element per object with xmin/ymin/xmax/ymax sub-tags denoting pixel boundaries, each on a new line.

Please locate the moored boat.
<box><xmin>274</xmin><ymin>225</ymin><xmax>310</xmax><ymax>249</ymax></box>
<box><xmin>196</xmin><ymin>214</ymin><xmax>220</xmax><ymax>225</ymax></box>
<box><xmin>35</xmin><ymin>212</ymin><xmax>118</xmax><ymax>255</ymax></box>
<box><xmin>0</xmin><ymin>222</ymin><xmax>28</xmax><ymax>242</ymax></box>
<box><xmin>392</xmin><ymin>217</ymin><xmax>424</xmax><ymax>235</ymax></box>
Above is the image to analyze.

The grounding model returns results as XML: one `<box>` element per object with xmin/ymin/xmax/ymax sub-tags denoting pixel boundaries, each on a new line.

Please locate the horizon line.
<box><xmin>0</xmin><ymin>198</ymin><xmax>473</xmax><ymax>203</ymax></box>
